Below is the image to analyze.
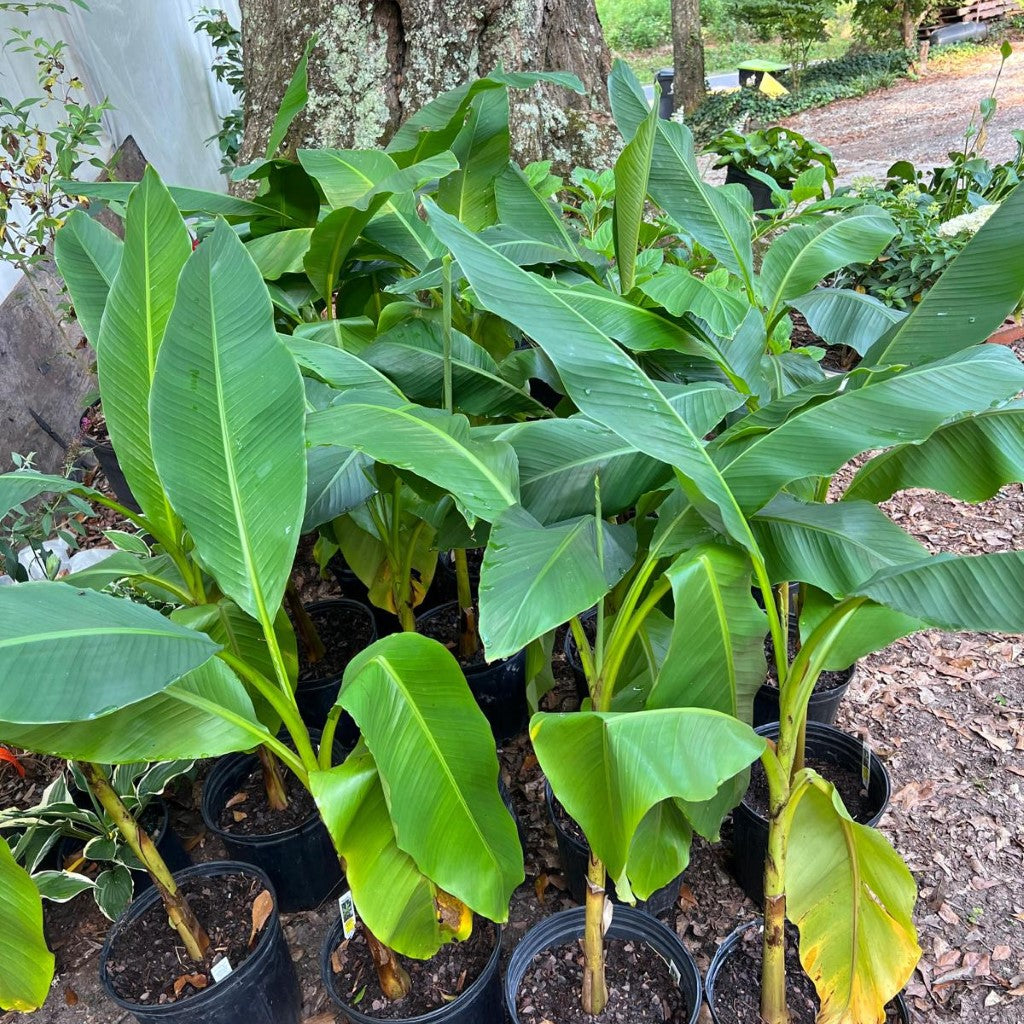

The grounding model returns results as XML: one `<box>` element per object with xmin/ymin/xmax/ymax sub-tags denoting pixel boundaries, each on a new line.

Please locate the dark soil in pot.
<box><xmin>755</xmin><ymin>624</ymin><xmax>854</xmax><ymax>728</ymax></box>
<box><xmin>200</xmin><ymin>731</ymin><xmax>346</xmax><ymax>913</ymax></box>
<box><xmin>416</xmin><ymin>600</ymin><xmax>528</xmax><ymax>741</ymax></box>
<box><xmin>294</xmin><ymin>598</ymin><xmax>377</xmax><ymax>732</ymax></box>
<box><xmin>506</xmin><ymin>905</ymin><xmax>701</xmax><ymax>1024</ymax></box>
<box><xmin>546</xmin><ymin>782</ymin><xmax>683</xmax><ymax>916</ymax></box>
<box><xmin>730</xmin><ymin>722</ymin><xmax>890</xmax><ymax>904</ymax></box>
<box><xmin>100</xmin><ymin>861</ymin><xmax>299</xmax><ymax>1024</ymax></box>
<box><xmin>322</xmin><ymin>917</ymin><xmax>502</xmax><ymax>1022</ymax></box>
<box><xmin>706</xmin><ymin>919</ymin><xmax>910</xmax><ymax>1023</ymax></box>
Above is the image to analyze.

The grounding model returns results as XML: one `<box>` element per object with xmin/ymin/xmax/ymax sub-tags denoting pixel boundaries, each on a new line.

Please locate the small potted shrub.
<box><xmin>705</xmin><ymin>126</ymin><xmax>837</xmax><ymax>210</ymax></box>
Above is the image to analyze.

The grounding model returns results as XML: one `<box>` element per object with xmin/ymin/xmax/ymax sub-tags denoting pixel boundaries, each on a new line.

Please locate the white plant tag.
<box><xmin>210</xmin><ymin>957</ymin><xmax>233</xmax><ymax>983</ymax></box>
<box><xmin>338</xmin><ymin>890</ymin><xmax>357</xmax><ymax>939</ymax></box>
<box><xmin>647</xmin><ymin>944</ymin><xmax>682</xmax><ymax>987</ymax></box>
<box><xmin>861</xmin><ymin>738</ymin><xmax>871</xmax><ymax>791</ymax></box>
<box><xmin>601</xmin><ymin>896</ymin><xmax>613</xmax><ymax>935</ymax></box>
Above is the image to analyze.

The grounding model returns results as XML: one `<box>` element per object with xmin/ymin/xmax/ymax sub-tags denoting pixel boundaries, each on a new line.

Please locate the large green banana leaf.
<box><xmin>303</xmin><ymin>445</ymin><xmax>375</xmax><ymax>532</ymax></box>
<box><xmin>478</xmin><ymin>507</ymin><xmax>636</xmax><ymax>660</ymax></box>
<box><xmin>338</xmin><ymin>634</ymin><xmax>523</xmax><ymax>923</ymax></box>
<box><xmin>363</xmin><ymin>190</ymin><xmax>444</xmax><ymax>270</ymax></box>
<box><xmin>843</xmin><ymin>401</ymin><xmax>1024</xmax><ymax>503</ymax></box>
<box><xmin>310</xmin><ymin>751</ymin><xmax>447</xmax><ymax>958</ymax></box>
<box><xmin>752</xmin><ymin>494</ymin><xmax>929</xmax><ymax>596</ymax></box>
<box><xmin>624</xmin><ymin>799</ymin><xmax>693</xmax><ymax>900</ymax></box>
<box><xmin>424</xmin><ymin>199</ymin><xmax>759</xmax><ymax>555</ymax></box>
<box><xmin>787</xmin><ymin>777</ymin><xmax>920</xmax><ymax>1024</ymax></box>
<box><xmin>531</xmin><ymin>708</ymin><xmax>764</xmax><ymax>900</ymax></box>
<box><xmin>759</xmin><ymin>207</ymin><xmax>896</xmax><ymax>324</ymax></box>
<box><xmin>646</xmin><ymin>543</ymin><xmax>766</xmax><ymax>723</ymax></box>
<box><xmin>95</xmin><ymin>168</ymin><xmax>189</xmax><ymax>545</ymax></box>
<box><xmin>53</xmin><ymin>209</ymin><xmax>122</xmax><ymax>346</ymax></box>
<box><xmin>853</xmin><ymin>550</ymin><xmax>1024</xmax><ymax>633</ymax></box>
<box><xmin>363</xmin><ymin>320</ymin><xmax>546</xmax><ymax>417</ymax></box>
<box><xmin>436</xmin><ymin>86</ymin><xmax>508</xmax><ymax>230</ymax></box>
<box><xmin>714</xmin><ymin>346</ymin><xmax>1024</xmax><ymax>511</ymax></box>
<box><xmin>499</xmin><ymin>417</ymin><xmax>670</xmax><ymax>524</ymax></box>
<box><xmin>494</xmin><ymin>163</ymin><xmax>577</xmax><ymax>249</ymax></box>
<box><xmin>306</xmin><ymin>397</ymin><xmax>518</xmax><ymax>521</ymax></box>
<box><xmin>863</xmin><ymin>181</ymin><xmax>1024</xmax><ymax>368</ymax></box>
<box><xmin>285</xmin><ymin>336</ymin><xmax>401</xmax><ymax>395</ymax></box>
<box><xmin>613</xmin><ymin>105</ymin><xmax>657</xmax><ymax>294</ymax></box>
<box><xmin>0</xmin><ymin>583</ymin><xmax>218</xmax><ymax>724</ymax></box>
<box><xmin>0</xmin><ymin>658</ymin><xmax>268</xmax><ymax>762</ymax></box>
<box><xmin>788</xmin><ymin>288</ymin><xmax>905</xmax><ymax>356</ymax></box>
<box><xmin>641</xmin><ymin>265</ymin><xmax>750</xmax><ymax>339</ymax></box>
<box><xmin>150</xmin><ymin>221</ymin><xmax>307</xmax><ymax>623</ymax></box>
<box><xmin>0</xmin><ymin>838</ymin><xmax>53</xmax><ymax>1011</ymax></box>
<box><xmin>608</xmin><ymin>61</ymin><xmax>754</xmax><ymax>290</ymax></box>
<box><xmin>244</xmin><ymin>228</ymin><xmax>313</xmax><ymax>280</ymax></box>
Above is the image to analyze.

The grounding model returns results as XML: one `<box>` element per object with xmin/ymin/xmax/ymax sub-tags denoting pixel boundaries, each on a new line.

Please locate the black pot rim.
<box><xmin>705</xmin><ymin>919</ymin><xmax>911</xmax><ymax>1022</ymax></box>
<box><xmin>416</xmin><ymin>600</ymin><xmax>524</xmax><ymax>672</ymax></box>
<box><xmin>296</xmin><ymin>597</ymin><xmax>378</xmax><ymax>692</ymax></box>
<box><xmin>504</xmin><ymin>905</ymin><xmax>702</xmax><ymax>1024</ymax></box>
<box><xmin>759</xmin><ymin>660</ymin><xmax>856</xmax><ymax>700</ymax></box>
<box><xmin>99</xmin><ymin>860</ymin><xmax>281</xmax><ymax>1014</ymax></box>
<box><xmin>201</xmin><ymin>751</ymin><xmax>323</xmax><ymax>844</ymax></box>
<box><xmin>739</xmin><ymin>721</ymin><xmax>891</xmax><ymax>826</ymax></box>
<box><xmin>320</xmin><ymin>915</ymin><xmax>503</xmax><ymax>1023</ymax></box>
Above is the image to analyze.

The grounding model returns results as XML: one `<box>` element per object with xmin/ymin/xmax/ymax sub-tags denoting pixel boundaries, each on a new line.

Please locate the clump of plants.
<box><xmin>705</xmin><ymin>125</ymin><xmax>837</xmax><ymax>188</ymax></box>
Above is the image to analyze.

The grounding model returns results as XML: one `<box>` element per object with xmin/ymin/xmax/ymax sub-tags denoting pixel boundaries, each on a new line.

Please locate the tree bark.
<box><xmin>239</xmin><ymin>0</ymin><xmax>613</xmax><ymax>166</ymax></box>
<box><xmin>671</xmin><ymin>0</ymin><xmax>706</xmax><ymax>116</ymax></box>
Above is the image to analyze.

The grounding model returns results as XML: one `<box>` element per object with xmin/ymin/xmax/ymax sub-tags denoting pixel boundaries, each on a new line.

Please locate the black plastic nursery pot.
<box><xmin>752</xmin><ymin>664</ymin><xmax>855</xmax><ymax>730</ymax></box>
<box><xmin>57</xmin><ymin>797</ymin><xmax>190</xmax><ymax>898</ymax></box>
<box><xmin>200</xmin><ymin>733</ymin><xmax>346</xmax><ymax>913</ymax></box>
<box><xmin>87</xmin><ymin>440</ymin><xmax>141</xmax><ymax>512</ymax></box>
<box><xmin>545</xmin><ymin>782</ymin><xmax>683</xmax><ymax>916</ymax></box>
<box><xmin>704</xmin><ymin>920</ymin><xmax>911</xmax><ymax>1023</ymax></box>
<box><xmin>99</xmin><ymin>860</ymin><xmax>301</xmax><ymax>1024</ymax></box>
<box><xmin>320</xmin><ymin>916</ymin><xmax>504</xmax><ymax>1024</ymax></box>
<box><xmin>294</xmin><ymin>598</ymin><xmax>378</xmax><ymax>737</ymax></box>
<box><xmin>505</xmin><ymin>905</ymin><xmax>702</xmax><ymax>1024</ymax></box>
<box><xmin>731</xmin><ymin>722</ymin><xmax>891</xmax><ymax>905</ymax></box>
<box><xmin>562</xmin><ymin>623</ymin><xmax>592</xmax><ymax>703</ymax></box>
<box><xmin>724</xmin><ymin>165</ymin><xmax>778</xmax><ymax>212</ymax></box>
<box><xmin>416</xmin><ymin>600</ymin><xmax>528</xmax><ymax>742</ymax></box>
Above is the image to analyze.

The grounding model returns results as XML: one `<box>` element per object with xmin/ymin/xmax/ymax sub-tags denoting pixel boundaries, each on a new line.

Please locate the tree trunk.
<box><xmin>900</xmin><ymin>7</ymin><xmax>917</xmax><ymax>48</ymax></box>
<box><xmin>671</xmin><ymin>0</ymin><xmax>706</xmax><ymax>116</ymax></box>
<box><xmin>239</xmin><ymin>0</ymin><xmax>613</xmax><ymax>167</ymax></box>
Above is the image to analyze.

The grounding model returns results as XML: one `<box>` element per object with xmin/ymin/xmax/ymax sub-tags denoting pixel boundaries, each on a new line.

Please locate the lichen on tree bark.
<box><xmin>239</xmin><ymin>0</ymin><xmax>615</xmax><ymax>168</ymax></box>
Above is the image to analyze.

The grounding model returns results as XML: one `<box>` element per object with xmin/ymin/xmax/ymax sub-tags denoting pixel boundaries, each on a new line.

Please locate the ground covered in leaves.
<box><xmin>3</xmin><ymin>347</ymin><xmax>1023</xmax><ymax>1024</ymax></box>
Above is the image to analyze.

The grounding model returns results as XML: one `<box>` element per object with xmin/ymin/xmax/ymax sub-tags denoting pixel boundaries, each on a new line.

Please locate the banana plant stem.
<box><xmin>286</xmin><ymin>578</ymin><xmax>325</xmax><ymax>664</ymax></box>
<box><xmin>78</xmin><ymin>762</ymin><xmax>210</xmax><ymax>962</ymax></box>
<box><xmin>582</xmin><ymin>852</ymin><xmax>609</xmax><ymax>1015</ymax></box>
<box><xmin>365</xmin><ymin>926</ymin><xmax>412</xmax><ymax>1001</ymax></box>
<box><xmin>453</xmin><ymin>548</ymin><xmax>479</xmax><ymax>659</ymax></box>
<box><xmin>759</xmin><ymin>747</ymin><xmax>791</xmax><ymax>1024</ymax></box>
<box><xmin>257</xmin><ymin>745</ymin><xmax>290</xmax><ymax>811</ymax></box>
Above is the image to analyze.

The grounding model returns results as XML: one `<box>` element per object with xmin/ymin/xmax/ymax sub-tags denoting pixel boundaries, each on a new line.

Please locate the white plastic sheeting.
<box><xmin>0</xmin><ymin>0</ymin><xmax>241</xmax><ymax>300</ymax></box>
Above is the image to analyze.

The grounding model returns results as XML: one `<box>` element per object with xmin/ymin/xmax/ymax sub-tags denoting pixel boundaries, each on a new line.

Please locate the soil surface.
<box><xmin>745</xmin><ymin>752</ymin><xmax>872</xmax><ymax>820</ymax></box>
<box><xmin>327</xmin><ymin>921</ymin><xmax>495</xmax><ymax>1019</ymax></box>
<box><xmin>515</xmin><ymin>935</ymin><xmax>692</xmax><ymax>1023</ymax></box>
<box><xmin>763</xmin><ymin>625</ymin><xmax>853</xmax><ymax>694</ymax></box>
<box><xmin>296</xmin><ymin>602</ymin><xmax>375</xmax><ymax>684</ymax></box>
<box><xmin>710</xmin><ymin>923</ymin><xmax>904</xmax><ymax>1023</ymax></box>
<box><xmin>104</xmin><ymin>870</ymin><xmax>267</xmax><ymax>1005</ymax></box>
<box><xmin>781</xmin><ymin>46</ymin><xmax>1024</xmax><ymax>184</ymax></box>
<box><xmin>216</xmin><ymin>761</ymin><xmax>318</xmax><ymax>837</ymax></box>
<box><xmin>418</xmin><ymin>602</ymin><xmax>489</xmax><ymax>669</ymax></box>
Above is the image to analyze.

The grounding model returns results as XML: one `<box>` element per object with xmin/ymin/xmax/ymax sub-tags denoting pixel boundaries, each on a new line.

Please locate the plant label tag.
<box><xmin>647</xmin><ymin>944</ymin><xmax>682</xmax><ymax>987</ymax></box>
<box><xmin>210</xmin><ymin>957</ymin><xmax>233</xmax><ymax>983</ymax></box>
<box><xmin>861</xmin><ymin>739</ymin><xmax>871</xmax><ymax>791</ymax></box>
<box><xmin>338</xmin><ymin>890</ymin><xmax>357</xmax><ymax>939</ymax></box>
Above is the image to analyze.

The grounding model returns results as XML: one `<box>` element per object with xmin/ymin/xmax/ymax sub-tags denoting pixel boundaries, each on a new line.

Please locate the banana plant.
<box><xmin>427</xmin><ymin>169</ymin><xmax>1024</xmax><ymax>1022</ymax></box>
<box><xmin>0</xmin><ymin>167</ymin><xmax>522</xmax><ymax>1003</ymax></box>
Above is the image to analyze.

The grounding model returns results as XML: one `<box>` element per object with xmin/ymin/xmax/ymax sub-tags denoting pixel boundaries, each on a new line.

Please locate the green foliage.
<box><xmin>705</xmin><ymin>126</ymin><xmax>837</xmax><ymax>187</ymax></box>
<box><xmin>688</xmin><ymin>48</ymin><xmax>915</xmax><ymax>142</ymax></box>
<box><xmin>192</xmin><ymin>7</ymin><xmax>244</xmax><ymax>173</ymax></box>
<box><xmin>731</xmin><ymin>0</ymin><xmax>835</xmax><ymax>80</ymax></box>
<box><xmin>596</xmin><ymin>0</ymin><xmax>671</xmax><ymax>50</ymax></box>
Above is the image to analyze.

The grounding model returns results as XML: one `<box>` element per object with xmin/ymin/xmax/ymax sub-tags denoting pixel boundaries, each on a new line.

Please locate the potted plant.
<box><xmin>1</xmin><ymin>162</ymin><xmax>523</xmax><ymax>1019</ymax></box>
<box><xmin>705</xmin><ymin>126</ymin><xmax>838</xmax><ymax>211</ymax></box>
<box><xmin>426</xmin><ymin>97</ymin><xmax>1024</xmax><ymax>1023</ymax></box>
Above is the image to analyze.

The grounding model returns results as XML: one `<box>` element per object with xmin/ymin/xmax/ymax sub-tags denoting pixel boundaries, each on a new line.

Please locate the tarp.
<box><xmin>0</xmin><ymin>0</ymin><xmax>241</xmax><ymax>300</ymax></box>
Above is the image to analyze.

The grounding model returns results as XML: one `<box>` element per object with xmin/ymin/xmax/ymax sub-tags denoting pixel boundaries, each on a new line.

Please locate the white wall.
<box><xmin>0</xmin><ymin>0</ymin><xmax>242</xmax><ymax>301</ymax></box>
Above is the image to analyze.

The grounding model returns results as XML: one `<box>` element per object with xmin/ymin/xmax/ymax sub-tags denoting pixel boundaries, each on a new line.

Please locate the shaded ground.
<box><xmin>782</xmin><ymin>46</ymin><xmax>1024</xmax><ymax>183</ymax></box>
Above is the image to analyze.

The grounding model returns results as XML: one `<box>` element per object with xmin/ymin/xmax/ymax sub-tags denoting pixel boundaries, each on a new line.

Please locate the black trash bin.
<box><xmin>655</xmin><ymin>67</ymin><xmax>674</xmax><ymax>119</ymax></box>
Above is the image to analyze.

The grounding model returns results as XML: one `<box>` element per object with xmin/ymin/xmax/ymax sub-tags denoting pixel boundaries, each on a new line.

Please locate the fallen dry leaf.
<box><xmin>172</xmin><ymin>973</ymin><xmax>207</xmax><ymax>997</ymax></box>
<box><xmin>248</xmin><ymin>888</ymin><xmax>274</xmax><ymax>947</ymax></box>
<box><xmin>63</xmin><ymin>987</ymin><xmax>78</xmax><ymax>1006</ymax></box>
<box><xmin>226</xmin><ymin>791</ymin><xmax>248</xmax><ymax>808</ymax></box>
<box><xmin>993</xmin><ymin>945</ymin><xmax>1012</xmax><ymax>961</ymax></box>
<box><xmin>232</xmin><ymin>810</ymin><xmax>248</xmax><ymax>822</ymax></box>
<box><xmin>534</xmin><ymin>873</ymin><xmax>548</xmax><ymax>905</ymax></box>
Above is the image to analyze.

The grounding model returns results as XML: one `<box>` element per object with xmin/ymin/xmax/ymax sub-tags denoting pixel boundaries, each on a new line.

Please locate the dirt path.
<box><xmin>782</xmin><ymin>46</ymin><xmax>1024</xmax><ymax>182</ymax></box>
